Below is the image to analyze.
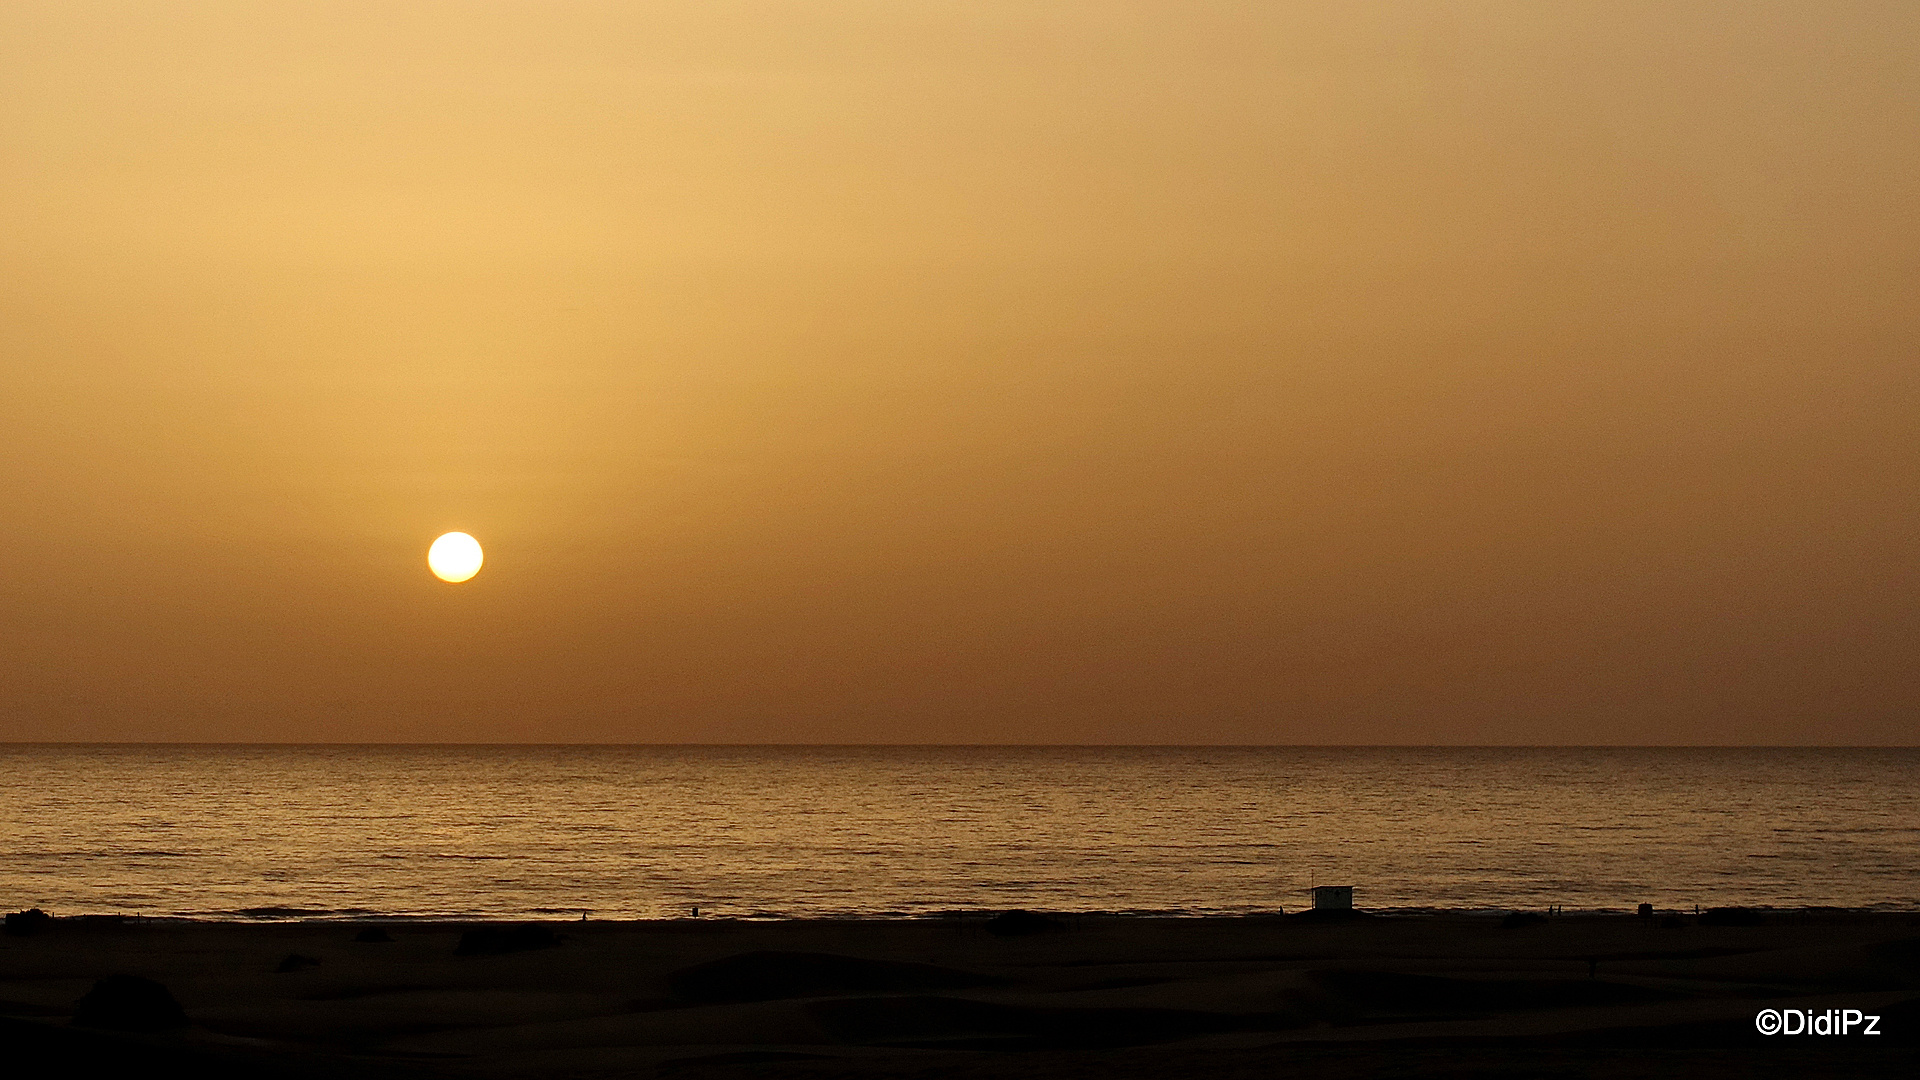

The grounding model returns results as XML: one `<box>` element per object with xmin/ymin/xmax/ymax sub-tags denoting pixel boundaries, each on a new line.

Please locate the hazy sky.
<box><xmin>3</xmin><ymin>2</ymin><xmax>1915</xmax><ymax>744</ymax></box>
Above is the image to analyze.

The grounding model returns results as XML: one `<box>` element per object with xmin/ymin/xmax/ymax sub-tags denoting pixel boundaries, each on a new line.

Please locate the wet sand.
<box><xmin>3</xmin><ymin>910</ymin><xmax>1916</xmax><ymax>1078</ymax></box>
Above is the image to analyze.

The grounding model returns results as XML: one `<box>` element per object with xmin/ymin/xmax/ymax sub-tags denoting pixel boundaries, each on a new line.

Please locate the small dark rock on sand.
<box><xmin>353</xmin><ymin>926</ymin><xmax>394</xmax><ymax>943</ymax></box>
<box><xmin>455</xmin><ymin>924</ymin><xmax>562</xmax><ymax>956</ymax></box>
<box><xmin>985</xmin><ymin>910</ymin><xmax>1066</xmax><ymax>937</ymax></box>
<box><xmin>74</xmin><ymin>974</ymin><xmax>190</xmax><ymax>1030</ymax></box>
<box><xmin>5</xmin><ymin>908</ymin><xmax>53</xmax><ymax>936</ymax></box>
<box><xmin>274</xmin><ymin>953</ymin><xmax>322</xmax><ymax>973</ymax></box>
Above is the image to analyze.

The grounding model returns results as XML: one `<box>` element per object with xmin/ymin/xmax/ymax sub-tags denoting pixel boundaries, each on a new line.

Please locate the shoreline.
<box><xmin>30</xmin><ymin>902</ymin><xmax>1920</xmax><ymax>925</ymax></box>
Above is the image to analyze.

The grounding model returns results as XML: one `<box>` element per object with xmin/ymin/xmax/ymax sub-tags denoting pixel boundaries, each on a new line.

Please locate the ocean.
<box><xmin>3</xmin><ymin>745</ymin><xmax>1916</xmax><ymax>920</ymax></box>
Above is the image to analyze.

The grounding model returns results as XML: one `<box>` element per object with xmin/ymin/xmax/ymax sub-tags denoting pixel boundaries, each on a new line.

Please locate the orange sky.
<box><xmin>2</xmin><ymin>2</ymin><xmax>1915</xmax><ymax>743</ymax></box>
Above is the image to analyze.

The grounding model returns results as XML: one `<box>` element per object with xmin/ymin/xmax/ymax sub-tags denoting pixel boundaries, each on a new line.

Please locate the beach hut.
<box><xmin>1312</xmin><ymin>885</ymin><xmax>1354</xmax><ymax>911</ymax></box>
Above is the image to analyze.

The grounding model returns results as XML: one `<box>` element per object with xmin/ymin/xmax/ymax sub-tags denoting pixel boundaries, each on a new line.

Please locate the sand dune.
<box><xmin>3</xmin><ymin>911</ymin><xmax>1916</xmax><ymax>1077</ymax></box>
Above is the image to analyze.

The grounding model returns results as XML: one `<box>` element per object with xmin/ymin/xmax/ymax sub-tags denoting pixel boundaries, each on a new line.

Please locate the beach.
<box><xmin>5</xmin><ymin>910</ymin><xmax>1916</xmax><ymax>1078</ymax></box>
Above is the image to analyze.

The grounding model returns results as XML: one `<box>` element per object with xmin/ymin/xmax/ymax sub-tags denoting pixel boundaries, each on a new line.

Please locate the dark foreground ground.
<box><xmin>3</xmin><ymin>910</ymin><xmax>1917</xmax><ymax>1078</ymax></box>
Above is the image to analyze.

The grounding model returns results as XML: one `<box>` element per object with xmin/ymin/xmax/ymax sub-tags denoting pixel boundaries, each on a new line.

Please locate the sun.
<box><xmin>428</xmin><ymin>532</ymin><xmax>484</xmax><ymax>583</ymax></box>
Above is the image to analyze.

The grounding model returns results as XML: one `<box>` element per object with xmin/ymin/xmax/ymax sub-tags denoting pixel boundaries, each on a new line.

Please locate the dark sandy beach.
<box><xmin>4</xmin><ymin>910</ymin><xmax>1916</xmax><ymax>1078</ymax></box>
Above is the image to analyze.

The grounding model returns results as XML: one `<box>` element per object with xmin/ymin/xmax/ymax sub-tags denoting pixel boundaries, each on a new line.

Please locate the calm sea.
<box><xmin>2</xmin><ymin>746</ymin><xmax>1916</xmax><ymax>920</ymax></box>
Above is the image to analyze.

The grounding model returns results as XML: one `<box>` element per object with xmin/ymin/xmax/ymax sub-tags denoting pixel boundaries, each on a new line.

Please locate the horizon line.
<box><xmin>3</xmin><ymin>741</ymin><xmax>1917</xmax><ymax>750</ymax></box>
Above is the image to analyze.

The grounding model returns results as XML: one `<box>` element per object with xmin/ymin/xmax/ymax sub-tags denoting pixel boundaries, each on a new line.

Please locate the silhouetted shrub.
<box><xmin>274</xmin><ymin>953</ymin><xmax>321</xmax><ymax>973</ymax></box>
<box><xmin>74</xmin><ymin>974</ymin><xmax>189</xmax><ymax>1030</ymax></box>
<box><xmin>1500</xmin><ymin>911</ymin><xmax>1547</xmax><ymax>929</ymax></box>
<box><xmin>4</xmin><ymin>908</ymin><xmax>52</xmax><ymax>936</ymax></box>
<box><xmin>1700</xmin><ymin>907</ymin><xmax>1764</xmax><ymax>927</ymax></box>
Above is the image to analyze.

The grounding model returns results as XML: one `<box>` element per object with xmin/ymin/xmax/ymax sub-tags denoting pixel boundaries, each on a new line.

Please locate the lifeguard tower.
<box><xmin>1312</xmin><ymin>885</ymin><xmax>1354</xmax><ymax>911</ymax></box>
